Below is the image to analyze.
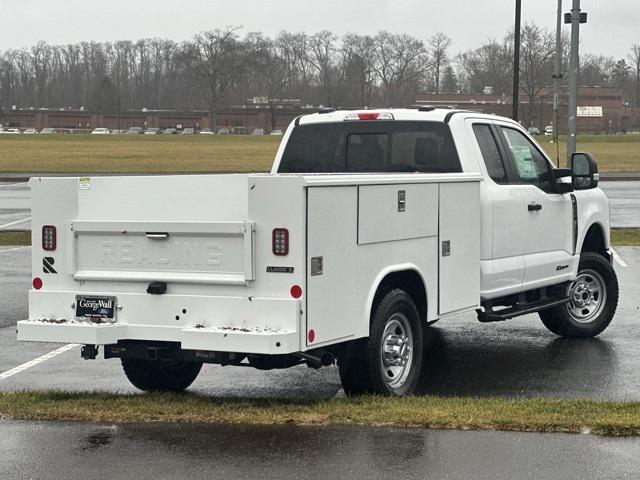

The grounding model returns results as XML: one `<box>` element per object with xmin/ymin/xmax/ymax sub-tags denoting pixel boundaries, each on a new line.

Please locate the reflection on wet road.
<box><xmin>1</xmin><ymin>421</ymin><xmax>639</xmax><ymax>480</ymax></box>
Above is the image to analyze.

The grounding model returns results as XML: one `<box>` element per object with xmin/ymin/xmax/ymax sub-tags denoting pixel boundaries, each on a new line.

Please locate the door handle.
<box><xmin>527</xmin><ymin>203</ymin><xmax>542</xmax><ymax>211</ymax></box>
<box><xmin>145</xmin><ymin>232</ymin><xmax>170</xmax><ymax>239</ymax></box>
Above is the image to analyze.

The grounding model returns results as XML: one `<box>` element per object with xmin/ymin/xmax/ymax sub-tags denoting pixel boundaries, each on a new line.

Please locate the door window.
<box><xmin>498</xmin><ymin>127</ymin><xmax>555</xmax><ymax>193</ymax></box>
<box><xmin>472</xmin><ymin>124</ymin><xmax>507</xmax><ymax>184</ymax></box>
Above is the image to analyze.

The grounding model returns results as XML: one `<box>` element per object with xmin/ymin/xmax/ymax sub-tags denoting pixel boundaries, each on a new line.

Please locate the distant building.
<box><xmin>2</xmin><ymin>100</ymin><xmax>311</xmax><ymax>133</ymax></box>
<box><xmin>415</xmin><ymin>87</ymin><xmax>637</xmax><ymax>134</ymax></box>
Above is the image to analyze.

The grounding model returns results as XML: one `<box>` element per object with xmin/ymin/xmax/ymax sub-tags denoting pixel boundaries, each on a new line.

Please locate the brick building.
<box><xmin>2</xmin><ymin>102</ymin><xmax>312</xmax><ymax>133</ymax></box>
<box><xmin>415</xmin><ymin>87</ymin><xmax>638</xmax><ymax>134</ymax></box>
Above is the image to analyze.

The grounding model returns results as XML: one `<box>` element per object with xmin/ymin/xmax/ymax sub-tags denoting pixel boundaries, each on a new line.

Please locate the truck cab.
<box><xmin>18</xmin><ymin>108</ymin><xmax>618</xmax><ymax>396</ymax></box>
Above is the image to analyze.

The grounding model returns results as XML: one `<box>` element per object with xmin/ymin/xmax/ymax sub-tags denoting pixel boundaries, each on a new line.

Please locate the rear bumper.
<box><xmin>19</xmin><ymin>291</ymin><xmax>301</xmax><ymax>355</ymax></box>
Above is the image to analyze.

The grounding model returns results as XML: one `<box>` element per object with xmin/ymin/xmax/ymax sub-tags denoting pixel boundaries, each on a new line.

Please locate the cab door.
<box><xmin>492</xmin><ymin>124</ymin><xmax>576</xmax><ymax>290</ymax></box>
<box><xmin>466</xmin><ymin>120</ymin><xmax>525</xmax><ymax>299</ymax></box>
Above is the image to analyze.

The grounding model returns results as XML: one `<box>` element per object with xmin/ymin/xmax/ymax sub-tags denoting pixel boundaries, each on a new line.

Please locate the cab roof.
<box><xmin>296</xmin><ymin>108</ymin><xmax>519</xmax><ymax>127</ymax></box>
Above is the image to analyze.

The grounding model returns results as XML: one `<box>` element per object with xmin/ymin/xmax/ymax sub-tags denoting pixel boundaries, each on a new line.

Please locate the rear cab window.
<box><xmin>278</xmin><ymin>121</ymin><xmax>462</xmax><ymax>174</ymax></box>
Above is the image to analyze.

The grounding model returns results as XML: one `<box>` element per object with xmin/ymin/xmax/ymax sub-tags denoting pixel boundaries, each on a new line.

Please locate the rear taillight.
<box><xmin>42</xmin><ymin>225</ymin><xmax>56</xmax><ymax>251</ymax></box>
<box><xmin>272</xmin><ymin>228</ymin><xmax>289</xmax><ymax>256</ymax></box>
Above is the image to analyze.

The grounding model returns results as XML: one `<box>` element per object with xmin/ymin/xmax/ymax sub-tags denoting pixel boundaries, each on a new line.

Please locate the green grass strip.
<box><xmin>1</xmin><ymin>229</ymin><xmax>638</xmax><ymax>248</ymax></box>
<box><xmin>0</xmin><ymin>230</ymin><xmax>30</xmax><ymax>246</ymax></box>
<box><xmin>611</xmin><ymin>228</ymin><xmax>640</xmax><ymax>247</ymax></box>
<box><xmin>0</xmin><ymin>391</ymin><xmax>639</xmax><ymax>436</ymax></box>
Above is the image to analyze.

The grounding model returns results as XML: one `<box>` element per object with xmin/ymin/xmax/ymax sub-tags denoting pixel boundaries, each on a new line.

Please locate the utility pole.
<box><xmin>566</xmin><ymin>0</ymin><xmax>585</xmax><ymax>165</ymax></box>
<box><xmin>553</xmin><ymin>0</ymin><xmax>563</xmax><ymax>165</ymax></box>
<box><xmin>512</xmin><ymin>0</ymin><xmax>522</xmax><ymax>121</ymax></box>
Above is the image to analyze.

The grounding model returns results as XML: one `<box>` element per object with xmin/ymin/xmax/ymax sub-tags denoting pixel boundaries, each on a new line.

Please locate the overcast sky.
<box><xmin>0</xmin><ymin>0</ymin><xmax>637</xmax><ymax>58</ymax></box>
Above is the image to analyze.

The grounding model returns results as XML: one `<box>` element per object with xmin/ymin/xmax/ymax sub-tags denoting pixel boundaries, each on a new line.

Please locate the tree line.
<box><xmin>1</xmin><ymin>23</ymin><xmax>639</xmax><ymax>128</ymax></box>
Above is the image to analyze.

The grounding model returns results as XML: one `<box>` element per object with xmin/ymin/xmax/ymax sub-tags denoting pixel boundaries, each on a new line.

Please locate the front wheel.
<box><xmin>338</xmin><ymin>289</ymin><xmax>424</xmax><ymax>396</ymax></box>
<box><xmin>121</xmin><ymin>358</ymin><xmax>203</xmax><ymax>392</ymax></box>
<box><xmin>539</xmin><ymin>252</ymin><xmax>619</xmax><ymax>338</ymax></box>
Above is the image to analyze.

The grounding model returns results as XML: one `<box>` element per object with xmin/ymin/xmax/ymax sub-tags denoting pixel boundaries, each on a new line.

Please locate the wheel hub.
<box><xmin>380</xmin><ymin>314</ymin><xmax>414</xmax><ymax>389</ymax></box>
<box><xmin>383</xmin><ymin>334</ymin><xmax>411</xmax><ymax>367</ymax></box>
<box><xmin>567</xmin><ymin>269</ymin><xmax>607</xmax><ymax>324</ymax></box>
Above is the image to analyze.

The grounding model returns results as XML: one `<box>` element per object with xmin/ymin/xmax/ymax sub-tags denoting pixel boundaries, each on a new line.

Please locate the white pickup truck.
<box><xmin>18</xmin><ymin>108</ymin><xmax>618</xmax><ymax>396</ymax></box>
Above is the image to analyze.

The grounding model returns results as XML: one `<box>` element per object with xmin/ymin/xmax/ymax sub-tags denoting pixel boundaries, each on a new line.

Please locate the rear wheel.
<box><xmin>121</xmin><ymin>358</ymin><xmax>202</xmax><ymax>392</ymax></box>
<box><xmin>338</xmin><ymin>289</ymin><xmax>424</xmax><ymax>396</ymax></box>
<box><xmin>539</xmin><ymin>252</ymin><xmax>618</xmax><ymax>338</ymax></box>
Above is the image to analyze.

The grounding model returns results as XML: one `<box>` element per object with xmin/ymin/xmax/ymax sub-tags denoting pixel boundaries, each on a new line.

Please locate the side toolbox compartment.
<box><xmin>438</xmin><ymin>181</ymin><xmax>481</xmax><ymax>314</ymax></box>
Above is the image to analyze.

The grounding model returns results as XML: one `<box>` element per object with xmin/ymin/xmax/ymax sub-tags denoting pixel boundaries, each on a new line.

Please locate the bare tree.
<box><xmin>628</xmin><ymin>44</ymin><xmax>640</xmax><ymax>107</ymax></box>
<box><xmin>519</xmin><ymin>23</ymin><xmax>555</xmax><ymax>126</ymax></box>
<box><xmin>181</xmin><ymin>28</ymin><xmax>245</xmax><ymax>128</ymax></box>
<box><xmin>308</xmin><ymin>31</ymin><xmax>338</xmax><ymax>106</ymax></box>
<box><xmin>457</xmin><ymin>37</ymin><xmax>513</xmax><ymax>95</ymax></box>
<box><xmin>428</xmin><ymin>33</ymin><xmax>452</xmax><ymax>94</ymax></box>
<box><xmin>340</xmin><ymin>34</ymin><xmax>376</xmax><ymax>107</ymax></box>
<box><xmin>372</xmin><ymin>31</ymin><xmax>430</xmax><ymax>106</ymax></box>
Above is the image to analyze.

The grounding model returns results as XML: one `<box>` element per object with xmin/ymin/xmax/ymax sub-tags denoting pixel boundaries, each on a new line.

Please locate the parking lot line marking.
<box><xmin>0</xmin><ymin>344</ymin><xmax>79</xmax><ymax>381</ymax></box>
<box><xmin>0</xmin><ymin>246</ymin><xmax>31</xmax><ymax>254</ymax></box>
<box><xmin>0</xmin><ymin>216</ymin><xmax>31</xmax><ymax>229</ymax></box>
<box><xmin>611</xmin><ymin>248</ymin><xmax>628</xmax><ymax>268</ymax></box>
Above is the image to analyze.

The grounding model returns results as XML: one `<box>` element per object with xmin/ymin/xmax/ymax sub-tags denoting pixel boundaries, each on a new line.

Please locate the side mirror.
<box><xmin>553</xmin><ymin>168</ymin><xmax>573</xmax><ymax>194</ymax></box>
<box><xmin>571</xmin><ymin>152</ymin><xmax>599</xmax><ymax>190</ymax></box>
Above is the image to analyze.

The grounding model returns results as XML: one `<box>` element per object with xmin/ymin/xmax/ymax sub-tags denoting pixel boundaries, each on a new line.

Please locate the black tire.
<box><xmin>121</xmin><ymin>358</ymin><xmax>203</xmax><ymax>392</ymax></box>
<box><xmin>539</xmin><ymin>252</ymin><xmax>618</xmax><ymax>338</ymax></box>
<box><xmin>338</xmin><ymin>289</ymin><xmax>424</xmax><ymax>396</ymax></box>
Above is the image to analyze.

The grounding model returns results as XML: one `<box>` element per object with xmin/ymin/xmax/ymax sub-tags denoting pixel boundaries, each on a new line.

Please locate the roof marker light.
<box><xmin>344</xmin><ymin>112</ymin><xmax>395</xmax><ymax>121</ymax></box>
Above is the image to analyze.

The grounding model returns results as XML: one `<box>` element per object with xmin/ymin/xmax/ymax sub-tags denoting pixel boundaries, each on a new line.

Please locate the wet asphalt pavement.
<box><xmin>1</xmin><ymin>180</ymin><xmax>640</xmax><ymax>479</ymax></box>
<box><xmin>0</xmin><ymin>245</ymin><xmax>639</xmax><ymax>401</ymax></box>
<box><xmin>0</xmin><ymin>182</ymin><xmax>30</xmax><ymax>230</ymax></box>
<box><xmin>0</xmin><ymin>180</ymin><xmax>638</xmax><ymax>230</ymax></box>
<box><xmin>2</xmin><ymin>421</ymin><xmax>640</xmax><ymax>480</ymax></box>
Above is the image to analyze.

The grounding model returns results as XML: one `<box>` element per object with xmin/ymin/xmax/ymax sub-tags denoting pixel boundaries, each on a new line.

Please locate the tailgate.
<box><xmin>71</xmin><ymin>220</ymin><xmax>255</xmax><ymax>285</ymax></box>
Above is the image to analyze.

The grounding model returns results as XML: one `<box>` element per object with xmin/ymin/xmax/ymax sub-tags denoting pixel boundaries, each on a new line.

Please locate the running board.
<box><xmin>476</xmin><ymin>297</ymin><xmax>570</xmax><ymax>323</ymax></box>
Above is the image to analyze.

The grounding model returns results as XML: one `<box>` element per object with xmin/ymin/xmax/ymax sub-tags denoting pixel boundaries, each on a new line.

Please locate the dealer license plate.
<box><xmin>75</xmin><ymin>295</ymin><xmax>117</xmax><ymax>322</ymax></box>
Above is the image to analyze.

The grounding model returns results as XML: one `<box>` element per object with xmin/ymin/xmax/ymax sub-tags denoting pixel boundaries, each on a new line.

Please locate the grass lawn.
<box><xmin>0</xmin><ymin>231</ymin><xmax>30</xmax><ymax>246</ymax></box>
<box><xmin>0</xmin><ymin>135</ymin><xmax>279</xmax><ymax>173</ymax></box>
<box><xmin>0</xmin><ymin>133</ymin><xmax>639</xmax><ymax>173</ymax></box>
<box><xmin>611</xmin><ymin>228</ymin><xmax>640</xmax><ymax>246</ymax></box>
<box><xmin>538</xmin><ymin>134</ymin><xmax>640</xmax><ymax>171</ymax></box>
<box><xmin>1</xmin><ymin>228</ymin><xmax>638</xmax><ymax>247</ymax></box>
<box><xmin>0</xmin><ymin>391</ymin><xmax>638</xmax><ymax>436</ymax></box>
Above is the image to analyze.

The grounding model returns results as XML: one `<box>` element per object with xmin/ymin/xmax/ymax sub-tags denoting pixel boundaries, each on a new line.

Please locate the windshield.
<box><xmin>278</xmin><ymin>121</ymin><xmax>461</xmax><ymax>174</ymax></box>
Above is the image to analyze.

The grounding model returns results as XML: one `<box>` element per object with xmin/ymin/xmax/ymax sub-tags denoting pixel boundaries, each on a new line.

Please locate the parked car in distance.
<box><xmin>181</xmin><ymin>128</ymin><xmax>195</xmax><ymax>135</ymax></box>
<box><xmin>162</xmin><ymin>128</ymin><xmax>177</xmax><ymax>134</ymax></box>
<box><xmin>252</xmin><ymin>128</ymin><xmax>265</xmax><ymax>135</ymax></box>
<box><xmin>544</xmin><ymin>125</ymin><xmax>554</xmax><ymax>136</ymax></box>
<box><xmin>216</xmin><ymin>127</ymin><xmax>230</xmax><ymax>135</ymax></box>
<box><xmin>91</xmin><ymin>128</ymin><xmax>111</xmax><ymax>135</ymax></box>
<box><xmin>232</xmin><ymin>127</ymin><xmax>247</xmax><ymax>135</ymax></box>
<box><xmin>144</xmin><ymin>128</ymin><xmax>160</xmax><ymax>135</ymax></box>
<box><xmin>199</xmin><ymin>128</ymin><xmax>214</xmax><ymax>135</ymax></box>
<box><xmin>126</xmin><ymin>127</ymin><xmax>144</xmax><ymax>135</ymax></box>
<box><xmin>528</xmin><ymin>126</ymin><xmax>540</xmax><ymax>135</ymax></box>
<box><xmin>22</xmin><ymin>128</ymin><xmax>38</xmax><ymax>135</ymax></box>
<box><xmin>270</xmin><ymin>129</ymin><xmax>283</xmax><ymax>136</ymax></box>
<box><xmin>2</xmin><ymin>128</ymin><xmax>21</xmax><ymax>134</ymax></box>
<box><xmin>39</xmin><ymin>128</ymin><xmax>56</xmax><ymax>134</ymax></box>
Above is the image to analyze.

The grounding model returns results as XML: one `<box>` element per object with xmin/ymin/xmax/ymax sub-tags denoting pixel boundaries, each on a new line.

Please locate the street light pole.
<box><xmin>512</xmin><ymin>0</ymin><xmax>522</xmax><ymax>121</ymax></box>
<box><xmin>566</xmin><ymin>0</ymin><xmax>581</xmax><ymax>165</ymax></box>
<box><xmin>553</xmin><ymin>0</ymin><xmax>563</xmax><ymax>165</ymax></box>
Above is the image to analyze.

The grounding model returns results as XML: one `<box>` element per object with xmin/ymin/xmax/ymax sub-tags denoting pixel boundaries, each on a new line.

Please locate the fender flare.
<box><xmin>363</xmin><ymin>263</ymin><xmax>429</xmax><ymax>331</ymax></box>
